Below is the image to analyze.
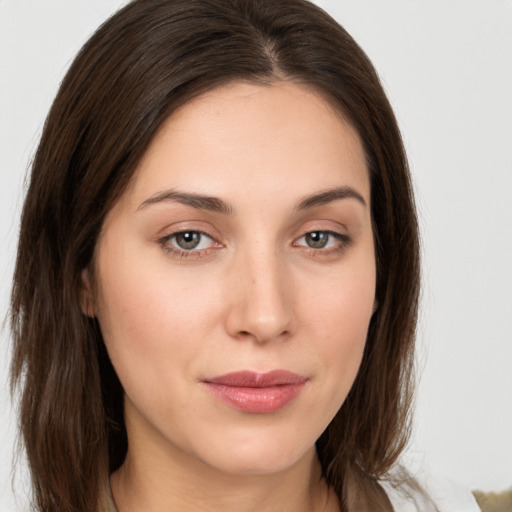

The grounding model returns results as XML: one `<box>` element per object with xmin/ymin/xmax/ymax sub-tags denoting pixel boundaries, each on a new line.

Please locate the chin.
<box><xmin>190</xmin><ymin>432</ymin><xmax>317</xmax><ymax>476</ymax></box>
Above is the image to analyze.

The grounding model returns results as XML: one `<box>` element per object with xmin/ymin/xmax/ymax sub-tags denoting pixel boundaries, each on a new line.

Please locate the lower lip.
<box><xmin>203</xmin><ymin>382</ymin><xmax>306</xmax><ymax>413</ymax></box>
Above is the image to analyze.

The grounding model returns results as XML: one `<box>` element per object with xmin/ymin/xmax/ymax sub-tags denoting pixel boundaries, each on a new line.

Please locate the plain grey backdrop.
<box><xmin>1</xmin><ymin>1</ymin><xmax>511</xmax><ymax>509</ymax></box>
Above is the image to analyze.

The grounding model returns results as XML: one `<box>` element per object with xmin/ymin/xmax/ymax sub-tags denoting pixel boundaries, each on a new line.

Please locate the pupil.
<box><xmin>306</xmin><ymin>231</ymin><xmax>328</xmax><ymax>249</ymax></box>
<box><xmin>177</xmin><ymin>232</ymin><xmax>200</xmax><ymax>249</ymax></box>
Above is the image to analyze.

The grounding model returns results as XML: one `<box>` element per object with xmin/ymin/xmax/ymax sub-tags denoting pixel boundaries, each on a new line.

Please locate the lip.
<box><xmin>202</xmin><ymin>370</ymin><xmax>308</xmax><ymax>414</ymax></box>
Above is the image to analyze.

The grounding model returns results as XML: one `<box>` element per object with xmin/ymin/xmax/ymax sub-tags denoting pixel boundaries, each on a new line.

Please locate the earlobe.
<box><xmin>80</xmin><ymin>268</ymin><xmax>96</xmax><ymax>317</ymax></box>
<box><xmin>372</xmin><ymin>299</ymin><xmax>379</xmax><ymax>314</ymax></box>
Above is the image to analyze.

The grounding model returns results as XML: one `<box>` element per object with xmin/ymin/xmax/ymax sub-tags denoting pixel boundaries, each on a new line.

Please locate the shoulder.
<box><xmin>381</xmin><ymin>472</ymin><xmax>481</xmax><ymax>512</ymax></box>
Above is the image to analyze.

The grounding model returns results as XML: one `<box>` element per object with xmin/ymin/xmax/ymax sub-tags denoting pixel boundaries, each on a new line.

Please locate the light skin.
<box><xmin>83</xmin><ymin>81</ymin><xmax>376</xmax><ymax>512</ymax></box>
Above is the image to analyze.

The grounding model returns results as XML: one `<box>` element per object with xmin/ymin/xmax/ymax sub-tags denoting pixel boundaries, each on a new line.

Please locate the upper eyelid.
<box><xmin>159</xmin><ymin>225</ymin><xmax>348</xmax><ymax>240</ymax></box>
<box><xmin>294</xmin><ymin>226</ymin><xmax>348</xmax><ymax>240</ymax></box>
<box><xmin>163</xmin><ymin>229</ymin><xmax>217</xmax><ymax>244</ymax></box>
<box><xmin>298</xmin><ymin>228</ymin><xmax>345</xmax><ymax>237</ymax></box>
<box><xmin>294</xmin><ymin>230</ymin><xmax>349</xmax><ymax>245</ymax></box>
<box><xmin>161</xmin><ymin>226</ymin><xmax>346</xmax><ymax>238</ymax></box>
<box><xmin>159</xmin><ymin>226</ymin><xmax>219</xmax><ymax>241</ymax></box>
<box><xmin>153</xmin><ymin>217</ymin><xmax>357</xmax><ymax>250</ymax></box>
<box><xmin>168</xmin><ymin>229</ymin><xmax>213</xmax><ymax>237</ymax></box>
<box><xmin>158</xmin><ymin>231</ymin><xmax>220</xmax><ymax>258</ymax></box>
<box><xmin>160</xmin><ymin>228</ymin><xmax>348</xmax><ymax>253</ymax></box>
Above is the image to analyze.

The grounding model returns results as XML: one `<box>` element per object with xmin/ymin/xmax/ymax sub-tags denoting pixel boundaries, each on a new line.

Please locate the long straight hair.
<box><xmin>10</xmin><ymin>1</ymin><xmax>420</xmax><ymax>510</ymax></box>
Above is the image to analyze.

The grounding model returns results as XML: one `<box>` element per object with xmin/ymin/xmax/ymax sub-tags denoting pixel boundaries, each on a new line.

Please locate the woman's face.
<box><xmin>87</xmin><ymin>81</ymin><xmax>376</xmax><ymax>475</ymax></box>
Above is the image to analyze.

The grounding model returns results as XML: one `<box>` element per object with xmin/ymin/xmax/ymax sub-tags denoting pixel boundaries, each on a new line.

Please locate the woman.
<box><xmin>9</xmin><ymin>1</ymin><xmax>474</xmax><ymax>511</ymax></box>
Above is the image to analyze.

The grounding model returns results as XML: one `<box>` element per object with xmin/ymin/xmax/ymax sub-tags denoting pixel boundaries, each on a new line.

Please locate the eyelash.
<box><xmin>158</xmin><ymin>230</ymin><xmax>218</xmax><ymax>258</ymax></box>
<box><xmin>158</xmin><ymin>229</ymin><xmax>351</xmax><ymax>259</ymax></box>
<box><xmin>294</xmin><ymin>230</ymin><xmax>352</xmax><ymax>256</ymax></box>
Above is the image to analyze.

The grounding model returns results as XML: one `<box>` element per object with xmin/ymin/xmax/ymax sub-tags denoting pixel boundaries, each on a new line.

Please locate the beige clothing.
<box><xmin>102</xmin><ymin>479</ymin><xmax>481</xmax><ymax>512</ymax></box>
<box><xmin>102</xmin><ymin>484</ymin><xmax>117</xmax><ymax>512</ymax></box>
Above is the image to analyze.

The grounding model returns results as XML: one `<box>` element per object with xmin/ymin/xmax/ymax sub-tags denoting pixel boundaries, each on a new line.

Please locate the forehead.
<box><xmin>125</xmin><ymin>80</ymin><xmax>369</xmax><ymax>209</ymax></box>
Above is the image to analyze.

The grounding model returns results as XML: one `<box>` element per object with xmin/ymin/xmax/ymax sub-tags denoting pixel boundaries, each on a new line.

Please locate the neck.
<box><xmin>111</xmin><ymin>438</ymin><xmax>337</xmax><ymax>512</ymax></box>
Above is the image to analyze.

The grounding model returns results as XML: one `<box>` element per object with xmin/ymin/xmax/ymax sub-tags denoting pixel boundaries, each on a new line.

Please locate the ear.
<box><xmin>372</xmin><ymin>299</ymin><xmax>379</xmax><ymax>314</ymax></box>
<box><xmin>80</xmin><ymin>268</ymin><xmax>96</xmax><ymax>317</ymax></box>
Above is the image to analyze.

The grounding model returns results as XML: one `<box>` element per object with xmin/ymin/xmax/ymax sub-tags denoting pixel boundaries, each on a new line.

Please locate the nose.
<box><xmin>224</xmin><ymin>246</ymin><xmax>296</xmax><ymax>344</ymax></box>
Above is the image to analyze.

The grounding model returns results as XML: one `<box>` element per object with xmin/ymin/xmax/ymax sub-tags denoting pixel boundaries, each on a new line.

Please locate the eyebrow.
<box><xmin>137</xmin><ymin>185</ymin><xmax>366</xmax><ymax>214</ymax></box>
<box><xmin>295</xmin><ymin>186</ymin><xmax>367</xmax><ymax>210</ymax></box>
<box><xmin>138</xmin><ymin>190</ymin><xmax>234</xmax><ymax>215</ymax></box>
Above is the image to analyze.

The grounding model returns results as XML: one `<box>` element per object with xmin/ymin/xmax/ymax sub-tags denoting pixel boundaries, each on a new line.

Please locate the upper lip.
<box><xmin>204</xmin><ymin>370</ymin><xmax>308</xmax><ymax>388</ymax></box>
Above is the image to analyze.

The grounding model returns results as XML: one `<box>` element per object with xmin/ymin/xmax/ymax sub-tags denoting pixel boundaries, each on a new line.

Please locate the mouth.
<box><xmin>202</xmin><ymin>370</ymin><xmax>308</xmax><ymax>414</ymax></box>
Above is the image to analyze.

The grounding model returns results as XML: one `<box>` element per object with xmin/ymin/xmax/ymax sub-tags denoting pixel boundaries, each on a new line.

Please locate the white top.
<box><xmin>383</xmin><ymin>474</ymin><xmax>481</xmax><ymax>512</ymax></box>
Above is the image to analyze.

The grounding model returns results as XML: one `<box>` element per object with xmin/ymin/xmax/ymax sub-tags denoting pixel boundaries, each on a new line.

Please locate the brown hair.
<box><xmin>10</xmin><ymin>1</ymin><xmax>420</xmax><ymax>511</ymax></box>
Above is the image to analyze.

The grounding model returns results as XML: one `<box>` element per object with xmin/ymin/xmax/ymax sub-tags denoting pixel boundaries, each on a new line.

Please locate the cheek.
<box><xmin>93</xmin><ymin>234</ymin><xmax>222</xmax><ymax>396</ymax></box>
<box><xmin>95</xmin><ymin>272</ymin><xmax>221</xmax><ymax>439</ymax></box>
<box><xmin>301</xmin><ymin>258</ymin><xmax>375</xmax><ymax>400</ymax></box>
<box><xmin>97</xmin><ymin>266</ymin><xmax>219</xmax><ymax>364</ymax></box>
<box><xmin>305</xmin><ymin>253</ymin><xmax>375</xmax><ymax>340</ymax></box>
<box><xmin>313</xmin><ymin>292</ymin><xmax>370</xmax><ymax>379</ymax></box>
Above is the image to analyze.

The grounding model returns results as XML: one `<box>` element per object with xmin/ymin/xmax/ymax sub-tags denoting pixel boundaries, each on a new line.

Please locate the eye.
<box><xmin>161</xmin><ymin>230</ymin><xmax>216</xmax><ymax>253</ymax></box>
<box><xmin>304</xmin><ymin>231</ymin><xmax>330</xmax><ymax>249</ymax></box>
<box><xmin>295</xmin><ymin>230</ymin><xmax>350</xmax><ymax>251</ymax></box>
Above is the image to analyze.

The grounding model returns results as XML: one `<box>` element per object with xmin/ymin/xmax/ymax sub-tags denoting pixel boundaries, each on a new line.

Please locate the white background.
<box><xmin>1</xmin><ymin>1</ymin><xmax>511</xmax><ymax>509</ymax></box>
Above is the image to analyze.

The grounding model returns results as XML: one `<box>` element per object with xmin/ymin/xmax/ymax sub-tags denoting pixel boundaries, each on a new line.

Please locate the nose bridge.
<box><xmin>225</xmin><ymin>240</ymin><xmax>294</xmax><ymax>343</ymax></box>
